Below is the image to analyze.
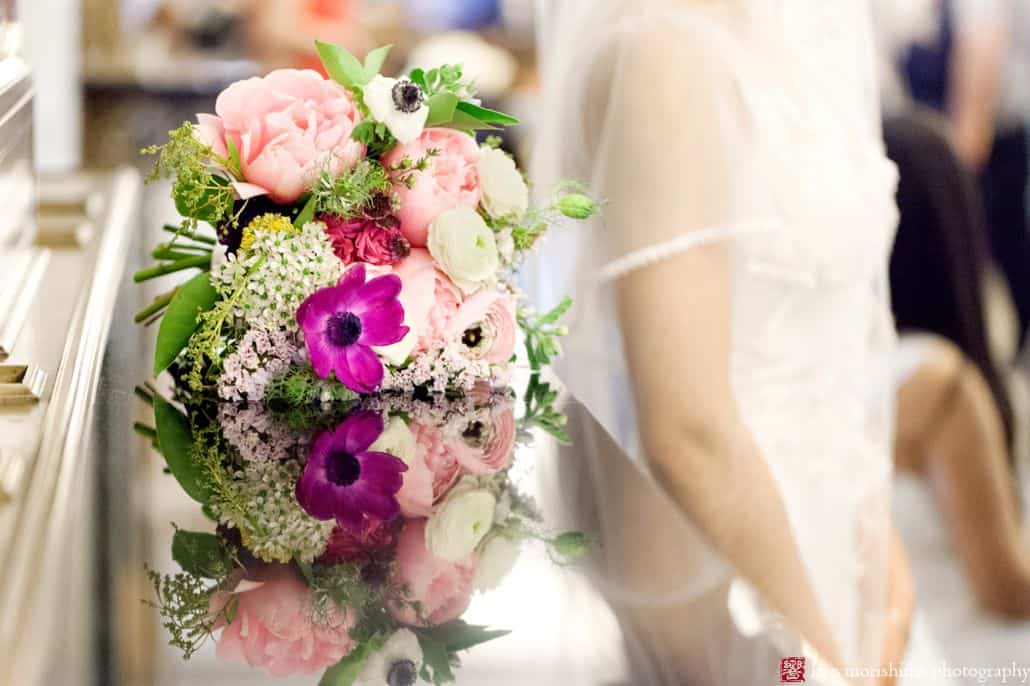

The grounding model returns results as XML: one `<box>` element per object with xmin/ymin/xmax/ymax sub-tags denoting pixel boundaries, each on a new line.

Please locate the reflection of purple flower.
<box><xmin>296</xmin><ymin>411</ymin><xmax>408</xmax><ymax>531</ymax></box>
<box><xmin>296</xmin><ymin>264</ymin><xmax>408</xmax><ymax>393</ymax></box>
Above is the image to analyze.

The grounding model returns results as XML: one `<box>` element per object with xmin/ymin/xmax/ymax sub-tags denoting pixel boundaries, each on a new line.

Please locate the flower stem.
<box><xmin>162</xmin><ymin>224</ymin><xmax>216</xmax><ymax>244</ymax></box>
<box><xmin>133</xmin><ymin>255</ymin><xmax>211</xmax><ymax>283</ymax></box>
<box><xmin>134</xmin><ymin>288</ymin><xmax>178</xmax><ymax>323</ymax></box>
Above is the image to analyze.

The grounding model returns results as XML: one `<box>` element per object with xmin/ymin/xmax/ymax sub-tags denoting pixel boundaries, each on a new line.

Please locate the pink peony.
<box><xmin>197</xmin><ymin>69</ymin><xmax>364</xmax><ymax>204</ymax></box>
<box><xmin>443</xmin><ymin>403</ymin><xmax>517</xmax><ymax>474</ymax></box>
<box><xmin>209</xmin><ymin>565</ymin><xmax>356</xmax><ymax>677</ymax></box>
<box><xmin>391</xmin><ymin>249</ymin><xmax>462</xmax><ymax>353</ymax></box>
<box><xmin>382</xmin><ymin>129</ymin><xmax>481</xmax><ymax>247</ymax></box>
<box><xmin>443</xmin><ymin>290</ymin><xmax>517</xmax><ymax>364</ymax></box>
<box><xmin>396</xmin><ymin>422</ymin><xmax>463</xmax><ymax>517</ymax></box>
<box><xmin>388</xmin><ymin>518</ymin><xmax>476</xmax><ymax>626</ymax></box>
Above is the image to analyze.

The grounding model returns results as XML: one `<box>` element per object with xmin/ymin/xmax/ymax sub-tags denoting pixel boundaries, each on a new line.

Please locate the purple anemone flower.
<box><xmin>297</xmin><ymin>264</ymin><xmax>409</xmax><ymax>393</ymax></box>
<box><xmin>296</xmin><ymin>411</ymin><xmax>408</xmax><ymax>530</ymax></box>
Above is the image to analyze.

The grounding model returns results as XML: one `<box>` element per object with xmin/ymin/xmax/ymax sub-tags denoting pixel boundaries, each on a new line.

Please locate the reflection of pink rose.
<box><xmin>197</xmin><ymin>69</ymin><xmax>364</xmax><ymax>204</ymax></box>
<box><xmin>397</xmin><ymin>422</ymin><xmax>462</xmax><ymax>517</ymax></box>
<box><xmin>443</xmin><ymin>291</ymin><xmax>517</xmax><ymax>364</ymax></box>
<box><xmin>383</xmin><ymin>129</ymin><xmax>480</xmax><ymax>247</ymax></box>
<box><xmin>210</xmin><ymin>565</ymin><xmax>355</xmax><ymax>677</ymax></box>
<box><xmin>392</xmin><ymin>249</ymin><xmax>462</xmax><ymax>352</ymax></box>
<box><xmin>388</xmin><ymin>519</ymin><xmax>475</xmax><ymax>626</ymax></box>
<box><xmin>444</xmin><ymin>403</ymin><xmax>516</xmax><ymax>474</ymax></box>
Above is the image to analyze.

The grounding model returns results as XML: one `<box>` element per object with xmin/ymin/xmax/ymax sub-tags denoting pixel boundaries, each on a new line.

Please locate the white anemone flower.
<box><xmin>356</xmin><ymin>629</ymin><xmax>424</xmax><ymax>686</ymax></box>
<box><xmin>363</xmin><ymin>75</ymin><xmax>429</xmax><ymax>145</ymax></box>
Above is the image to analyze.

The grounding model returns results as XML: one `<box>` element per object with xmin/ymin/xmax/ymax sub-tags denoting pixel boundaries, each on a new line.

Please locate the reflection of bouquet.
<box><xmin>134</xmin><ymin>41</ymin><xmax>591</xmax><ymax>685</ymax></box>
<box><xmin>143</xmin><ymin>395</ymin><xmax>587</xmax><ymax>685</ymax></box>
<box><xmin>134</xmin><ymin>40</ymin><xmax>594</xmax><ymax>399</ymax></box>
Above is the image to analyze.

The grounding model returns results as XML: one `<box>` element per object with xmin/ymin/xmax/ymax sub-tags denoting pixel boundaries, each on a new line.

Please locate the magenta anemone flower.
<box><xmin>296</xmin><ymin>264</ymin><xmax>408</xmax><ymax>393</ymax></box>
<box><xmin>296</xmin><ymin>411</ymin><xmax>408</xmax><ymax>530</ymax></box>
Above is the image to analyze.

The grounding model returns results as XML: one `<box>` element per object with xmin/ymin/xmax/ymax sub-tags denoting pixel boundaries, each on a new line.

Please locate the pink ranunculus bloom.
<box><xmin>391</xmin><ymin>249</ymin><xmax>462</xmax><ymax>353</ymax></box>
<box><xmin>321</xmin><ymin>214</ymin><xmax>411</xmax><ymax>267</ymax></box>
<box><xmin>396</xmin><ymin>421</ymin><xmax>462</xmax><ymax>517</ymax></box>
<box><xmin>388</xmin><ymin>519</ymin><xmax>476</xmax><ymax>627</ymax></box>
<box><xmin>320</xmin><ymin>517</ymin><xmax>396</xmax><ymax>564</ymax></box>
<box><xmin>382</xmin><ymin>129</ymin><xmax>481</xmax><ymax>247</ymax></box>
<box><xmin>209</xmin><ymin>565</ymin><xmax>356</xmax><ymax>677</ymax></box>
<box><xmin>443</xmin><ymin>403</ymin><xmax>517</xmax><ymax>474</ymax></box>
<box><xmin>196</xmin><ymin>69</ymin><xmax>364</xmax><ymax>204</ymax></box>
<box><xmin>443</xmin><ymin>290</ymin><xmax>517</xmax><ymax>364</ymax></box>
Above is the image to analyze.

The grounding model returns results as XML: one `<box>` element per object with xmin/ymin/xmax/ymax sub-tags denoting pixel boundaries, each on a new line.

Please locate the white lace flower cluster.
<box><xmin>219</xmin><ymin>458</ymin><xmax>334</xmax><ymax>563</ymax></box>
<box><xmin>380</xmin><ymin>343</ymin><xmax>502</xmax><ymax>394</ymax></box>
<box><xmin>360</xmin><ymin>391</ymin><xmax>511</xmax><ymax>426</ymax></box>
<box><xmin>211</xmin><ymin>221</ymin><xmax>341</xmax><ymax>331</ymax></box>
<box><xmin>218</xmin><ymin>326</ymin><xmax>300</xmax><ymax>402</ymax></box>
<box><xmin>217</xmin><ymin>403</ymin><xmax>308</xmax><ymax>463</ymax></box>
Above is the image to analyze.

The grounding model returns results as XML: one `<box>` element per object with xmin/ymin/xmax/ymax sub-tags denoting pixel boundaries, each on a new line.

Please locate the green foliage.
<box><xmin>154</xmin><ymin>396</ymin><xmax>213</xmax><ymax>503</ymax></box>
<box><xmin>142</xmin><ymin>122</ymin><xmax>236</xmax><ymax>231</ymax></box>
<box><xmin>316</xmin><ymin>41</ymin><xmax>390</xmax><ymax>90</ymax></box>
<box><xmin>153</xmin><ymin>271</ymin><xmax>219</xmax><ymax>375</ymax></box>
<box><xmin>145</xmin><ymin>564</ymin><xmax>229</xmax><ymax>660</ymax></box>
<box><xmin>309</xmin><ymin>562</ymin><xmax>387</xmax><ymax>637</ymax></box>
<box><xmin>319</xmin><ymin>636</ymin><xmax>385</xmax><ymax>686</ymax></box>
<box><xmin>171</xmin><ymin>529</ymin><xmax>234</xmax><ymax>579</ymax></box>
<box><xmin>294</xmin><ymin>193</ymin><xmax>318</xmax><ymax>228</ymax></box>
<box><xmin>417</xmin><ymin>633</ymin><xmax>456</xmax><ymax>685</ymax></box>
<box><xmin>547</xmin><ymin>531</ymin><xmax>592</xmax><ymax>564</ymax></box>
<box><xmin>425</xmin><ymin>92</ymin><xmax>459</xmax><ymax>127</ymax></box>
<box><xmin>311</xmin><ymin>160</ymin><xmax>394</xmax><ymax>219</ymax></box>
<box><xmin>421</xmin><ymin>620</ymin><xmax>510</xmax><ymax>652</ymax></box>
<box><xmin>350</xmin><ymin>120</ymin><xmax>397</xmax><ymax>158</ymax></box>
<box><xmin>519</xmin><ymin>374</ymin><xmax>569</xmax><ymax>444</ymax></box>
<box><xmin>264</xmin><ymin>365</ymin><xmax>359</xmax><ymax>427</ymax></box>
<box><xmin>518</xmin><ymin>297</ymin><xmax>571</xmax><ymax>371</ymax></box>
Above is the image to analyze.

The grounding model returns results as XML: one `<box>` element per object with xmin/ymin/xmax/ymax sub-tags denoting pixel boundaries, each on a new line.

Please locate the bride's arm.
<box><xmin>615</xmin><ymin>248</ymin><xmax>844</xmax><ymax>668</ymax></box>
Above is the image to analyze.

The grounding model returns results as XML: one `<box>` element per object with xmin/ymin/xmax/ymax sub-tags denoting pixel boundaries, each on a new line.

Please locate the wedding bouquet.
<box><xmin>134</xmin><ymin>41</ymin><xmax>592</xmax><ymax>686</ymax></box>
<box><xmin>135</xmin><ymin>41</ymin><xmax>594</xmax><ymax>400</ymax></box>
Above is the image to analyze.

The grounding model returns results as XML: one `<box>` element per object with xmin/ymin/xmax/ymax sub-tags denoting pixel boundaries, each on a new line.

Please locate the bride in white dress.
<box><xmin>532</xmin><ymin>0</ymin><xmax>914</xmax><ymax>680</ymax></box>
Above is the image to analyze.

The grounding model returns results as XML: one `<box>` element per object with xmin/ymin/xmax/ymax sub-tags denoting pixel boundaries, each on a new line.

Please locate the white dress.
<box><xmin>532</xmin><ymin>0</ymin><xmax>900</xmax><ymax>676</ymax></box>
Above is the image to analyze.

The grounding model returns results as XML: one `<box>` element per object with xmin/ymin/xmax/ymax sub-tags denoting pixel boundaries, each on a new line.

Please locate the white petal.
<box><xmin>385</xmin><ymin>105</ymin><xmax>429</xmax><ymax>145</ymax></box>
<box><xmin>363</xmin><ymin>74</ymin><xmax>398</xmax><ymax>123</ymax></box>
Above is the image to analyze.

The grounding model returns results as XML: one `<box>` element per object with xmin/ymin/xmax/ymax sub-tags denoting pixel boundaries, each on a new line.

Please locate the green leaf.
<box><xmin>224</xmin><ymin>594</ymin><xmax>239</xmax><ymax>625</ymax></box>
<box><xmin>350</xmin><ymin>120</ymin><xmax>377</xmax><ymax>144</ymax></box>
<box><xmin>173</xmin><ymin>174</ymin><xmax>230</xmax><ymax>222</ymax></box>
<box><xmin>455</xmin><ymin>101</ymin><xmax>520</xmax><ymax>125</ymax></box>
<box><xmin>225</xmin><ymin>136</ymin><xmax>242</xmax><ymax>178</ymax></box>
<box><xmin>409</xmin><ymin>67</ymin><xmax>427</xmax><ymax>91</ymax></box>
<box><xmin>425</xmin><ymin>91</ymin><xmax>459</xmax><ymax>127</ymax></box>
<box><xmin>294</xmin><ymin>193</ymin><xmax>317</xmax><ymax>228</ymax></box>
<box><xmin>319</xmin><ymin>637</ymin><xmax>383</xmax><ymax>686</ymax></box>
<box><xmin>171</xmin><ymin>530</ymin><xmax>229</xmax><ymax>578</ymax></box>
<box><xmin>153</xmin><ymin>271</ymin><xmax>219</xmax><ymax>375</ymax></box>
<box><xmin>316</xmin><ymin>40</ymin><xmax>369</xmax><ymax>89</ymax></box>
<box><xmin>154</xmin><ymin>396</ymin><xmax>211</xmax><ymax>504</ymax></box>
<box><xmin>445</xmin><ymin>108</ymin><xmax>500</xmax><ymax>132</ymax></box>
<box><xmin>416</xmin><ymin>634</ymin><xmax>455</xmax><ymax>684</ymax></box>
<box><xmin>363</xmin><ymin>44</ymin><xmax>393</xmax><ymax>78</ymax></box>
<box><xmin>538</xmin><ymin>296</ymin><xmax>573</xmax><ymax>325</ymax></box>
<box><xmin>425</xmin><ymin>620</ymin><xmax>511</xmax><ymax>652</ymax></box>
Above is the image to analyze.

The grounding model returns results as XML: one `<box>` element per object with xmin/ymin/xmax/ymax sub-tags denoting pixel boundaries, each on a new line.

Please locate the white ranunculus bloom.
<box><xmin>355</xmin><ymin>628</ymin><xmax>423</xmax><ymax>686</ymax></box>
<box><xmin>426</xmin><ymin>480</ymin><xmax>496</xmax><ymax>561</ymax></box>
<box><xmin>427</xmin><ymin>207</ymin><xmax>500</xmax><ymax>294</ymax></box>
<box><xmin>363</xmin><ymin>75</ymin><xmax>429</xmax><ymax>145</ymax></box>
<box><xmin>495</xmin><ymin>226</ymin><xmax>515</xmax><ymax>264</ymax></box>
<box><xmin>473</xmin><ymin>535</ymin><xmax>521</xmax><ymax>591</ymax></box>
<box><xmin>477</xmin><ymin>146</ymin><xmax>529</xmax><ymax>219</ymax></box>
<box><xmin>369</xmin><ymin>416</ymin><xmax>417</xmax><ymax>466</ymax></box>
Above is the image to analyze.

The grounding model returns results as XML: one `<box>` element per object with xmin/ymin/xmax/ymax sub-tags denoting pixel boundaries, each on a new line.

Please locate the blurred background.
<box><xmin>5</xmin><ymin>0</ymin><xmax>1030</xmax><ymax>683</ymax></box>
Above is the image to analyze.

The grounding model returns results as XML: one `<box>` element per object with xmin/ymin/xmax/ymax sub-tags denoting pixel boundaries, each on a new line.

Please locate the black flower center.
<box><xmin>327</xmin><ymin>312</ymin><xmax>362</xmax><ymax>347</ymax></box>
<box><xmin>462</xmin><ymin>324</ymin><xmax>484</xmax><ymax>349</ymax></box>
<box><xmin>390</xmin><ymin>234</ymin><xmax>411</xmax><ymax>260</ymax></box>
<box><xmin>391</xmin><ymin>80</ymin><xmax>424</xmax><ymax>113</ymax></box>
<box><xmin>325</xmin><ymin>450</ymin><xmax>361</xmax><ymax>486</ymax></box>
<box><xmin>462</xmin><ymin>420</ymin><xmax>487</xmax><ymax>447</ymax></box>
<box><xmin>387</xmin><ymin>659</ymin><xmax>418</xmax><ymax>686</ymax></box>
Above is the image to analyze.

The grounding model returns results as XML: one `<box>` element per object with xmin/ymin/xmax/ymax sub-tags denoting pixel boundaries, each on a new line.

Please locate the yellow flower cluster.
<box><xmin>240</xmin><ymin>213</ymin><xmax>296</xmax><ymax>251</ymax></box>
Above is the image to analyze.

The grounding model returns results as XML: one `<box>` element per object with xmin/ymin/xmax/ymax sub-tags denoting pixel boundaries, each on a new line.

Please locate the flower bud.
<box><xmin>557</xmin><ymin>193</ymin><xmax>596</xmax><ymax>220</ymax></box>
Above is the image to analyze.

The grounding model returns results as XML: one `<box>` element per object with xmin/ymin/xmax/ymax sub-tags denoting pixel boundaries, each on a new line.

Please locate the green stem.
<box><xmin>134</xmin><ymin>288</ymin><xmax>178</xmax><ymax>323</ymax></box>
<box><xmin>133</xmin><ymin>255</ymin><xmax>210</xmax><ymax>283</ymax></box>
<box><xmin>162</xmin><ymin>224</ymin><xmax>216</xmax><ymax>244</ymax></box>
<box><xmin>134</xmin><ymin>385</ymin><xmax>154</xmax><ymax>404</ymax></box>
<box><xmin>133</xmin><ymin>422</ymin><xmax>158</xmax><ymax>441</ymax></box>
<box><xmin>153</xmin><ymin>243</ymin><xmax>212</xmax><ymax>259</ymax></box>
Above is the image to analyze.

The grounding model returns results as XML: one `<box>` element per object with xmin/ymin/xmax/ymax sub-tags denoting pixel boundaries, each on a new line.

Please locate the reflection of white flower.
<box><xmin>369</xmin><ymin>416</ymin><xmax>417</xmax><ymax>466</ymax></box>
<box><xmin>478</xmin><ymin>146</ymin><xmax>528</xmax><ymax>219</ymax></box>
<box><xmin>427</xmin><ymin>207</ymin><xmax>500</xmax><ymax>294</ymax></box>
<box><xmin>356</xmin><ymin>629</ymin><xmax>423</xmax><ymax>686</ymax></box>
<box><xmin>474</xmin><ymin>535</ymin><xmax>521</xmax><ymax>590</ymax></box>
<box><xmin>426</xmin><ymin>477</ymin><xmax>496</xmax><ymax>561</ymax></box>
<box><xmin>363</xmin><ymin>75</ymin><xmax>429</xmax><ymax>145</ymax></box>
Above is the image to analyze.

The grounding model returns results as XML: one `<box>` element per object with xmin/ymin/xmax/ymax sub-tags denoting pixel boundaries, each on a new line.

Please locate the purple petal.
<box><xmin>350</xmin><ymin>274</ymin><xmax>403</xmax><ymax>316</ymax></box>
<box><xmin>295</xmin><ymin>469</ymin><xmax>338</xmax><ymax>521</ymax></box>
<box><xmin>336</xmin><ymin>411</ymin><xmax>384</xmax><ymax>454</ymax></box>
<box><xmin>358</xmin><ymin>300</ymin><xmax>408</xmax><ymax>346</ymax></box>
<box><xmin>358</xmin><ymin>451</ymin><xmax>408</xmax><ymax>492</ymax></box>
<box><xmin>296</xmin><ymin>285</ymin><xmax>343</xmax><ymax>329</ymax></box>
<box><xmin>305</xmin><ymin>329</ymin><xmax>337</xmax><ymax>379</ymax></box>
<box><xmin>336</xmin><ymin>264</ymin><xmax>367</xmax><ymax>304</ymax></box>
<box><xmin>335</xmin><ymin>503</ymin><xmax>366</xmax><ymax>531</ymax></box>
<box><xmin>334</xmin><ymin>344</ymin><xmax>384</xmax><ymax>394</ymax></box>
<box><xmin>350</xmin><ymin>481</ymin><xmax>400</xmax><ymax>521</ymax></box>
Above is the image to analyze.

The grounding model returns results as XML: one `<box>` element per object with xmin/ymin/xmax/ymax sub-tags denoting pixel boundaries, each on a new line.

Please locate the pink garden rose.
<box><xmin>320</xmin><ymin>214</ymin><xmax>411</xmax><ymax>266</ymax></box>
<box><xmin>392</xmin><ymin>249</ymin><xmax>462</xmax><ymax>353</ymax></box>
<box><xmin>197</xmin><ymin>69</ymin><xmax>364</xmax><ymax>204</ymax></box>
<box><xmin>396</xmin><ymin>421</ymin><xmax>463</xmax><ymax>517</ymax></box>
<box><xmin>209</xmin><ymin>565</ymin><xmax>356</xmax><ymax>677</ymax></box>
<box><xmin>388</xmin><ymin>519</ymin><xmax>476</xmax><ymax>626</ymax></box>
<box><xmin>382</xmin><ymin>129</ymin><xmax>481</xmax><ymax>247</ymax></box>
<box><xmin>443</xmin><ymin>403</ymin><xmax>516</xmax><ymax>474</ymax></box>
<box><xmin>443</xmin><ymin>290</ymin><xmax>517</xmax><ymax>364</ymax></box>
<box><xmin>320</xmin><ymin>518</ymin><xmax>396</xmax><ymax>564</ymax></box>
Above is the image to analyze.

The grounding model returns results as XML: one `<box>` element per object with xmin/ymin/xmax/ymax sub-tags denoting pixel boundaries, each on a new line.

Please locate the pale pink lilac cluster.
<box><xmin>217</xmin><ymin>403</ymin><xmax>307</xmax><ymax>463</ymax></box>
<box><xmin>218</xmin><ymin>327</ymin><xmax>299</xmax><ymax>402</ymax></box>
